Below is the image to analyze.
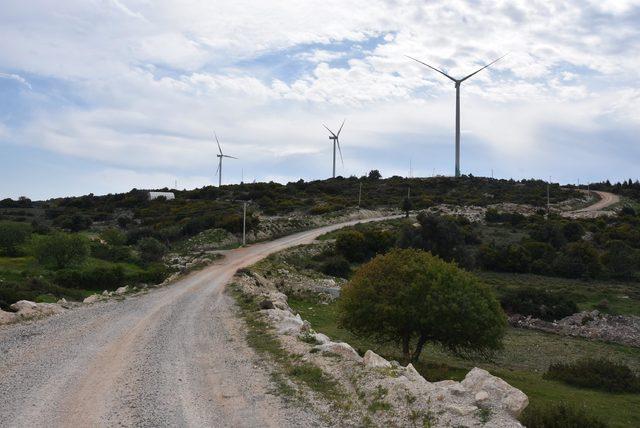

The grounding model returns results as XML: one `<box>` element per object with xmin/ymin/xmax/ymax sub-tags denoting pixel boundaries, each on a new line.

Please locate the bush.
<box><xmin>339</xmin><ymin>249</ymin><xmax>506</xmax><ymax>362</ymax></box>
<box><xmin>137</xmin><ymin>237</ymin><xmax>166</xmax><ymax>263</ymax></box>
<box><xmin>520</xmin><ymin>402</ymin><xmax>608</xmax><ymax>428</ymax></box>
<box><xmin>90</xmin><ymin>241</ymin><xmax>132</xmax><ymax>262</ymax></box>
<box><xmin>320</xmin><ymin>255</ymin><xmax>351</xmax><ymax>278</ymax></box>
<box><xmin>30</xmin><ymin>232</ymin><xmax>90</xmax><ymax>269</ymax></box>
<box><xmin>54</xmin><ymin>265</ymin><xmax>126</xmax><ymax>290</ymax></box>
<box><xmin>544</xmin><ymin>358</ymin><xmax>640</xmax><ymax>393</ymax></box>
<box><xmin>0</xmin><ymin>277</ymin><xmax>86</xmax><ymax>310</ymax></box>
<box><xmin>553</xmin><ymin>241</ymin><xmax>602</xmax><ymax>279</ymax></box>
<box><xmin>99</xmin><ymin>228</ymin><xmax>126</xmax><ymax>246</ymax></box>
<box><xmin>562</xmin><ymin>222</ymin><xmax>585</xmax><ymax>242</ymax></box>
<box><xmin>0</xmin><ymin>221</ymin><xmax>32</xmax><ymax>256</ymax></box>
<box><xmin>500</xmin><ymin>288</ymin><xmax>578</xmax><ymax>321</ymax></box>
<box><xmin>335</xmin><ymin>230</ymin><xmax>367</xmax><ymax>262</ymax></box>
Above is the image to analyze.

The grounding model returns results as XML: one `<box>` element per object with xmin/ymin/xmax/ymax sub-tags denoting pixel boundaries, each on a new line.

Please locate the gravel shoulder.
<box><xmin>0</xmin><ymin>217</ymin><xmax>392</xmax><ymax>427</ymax></box>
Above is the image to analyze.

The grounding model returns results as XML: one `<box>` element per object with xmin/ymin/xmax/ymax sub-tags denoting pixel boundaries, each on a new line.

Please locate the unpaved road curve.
<box><xmin>0</xmin><ymin>217</ymin><xmax>393</xmax><ymax>427</ymax></box>
<box><xmin>575</xmin><ymin>190</ymin><xmax>620</xmax><ymax>212</ymax></box>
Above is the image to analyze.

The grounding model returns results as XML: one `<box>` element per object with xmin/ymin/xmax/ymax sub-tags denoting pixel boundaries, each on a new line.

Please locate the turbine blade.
<box><xmin>406</xmin><ymin>55</ymin><xmax>457</xmax><ymax>82</ymax></box>
<box><xmin>223</xmin><ymin>155</ymin><xmax>238</xmax><ymax>159</ymax></box>
<box><xmin>336</xmin><ymin>119</ymin><xmax>346</xmax><ymax>137</ymax></box>
<box><xmin>459</xmin><ymin>53</ymin><xmax>509</xmax><ymax>82</ymax></box>
<box><xmin>337</xmin><ymin>139</ymin><xmax>344</xmax><ymax>167</ymax></box>
<box><xmin>323</xmin><ymin>123</ymin><xmax>336</xmax><ymax>137</ymax></box>
<box><xmin>215</xmin><ymin>163</ymin><xmax>220</xmax><ymax>175</ymax></box>
<box><xmin>214</xmin><ymin>132</ymin><xmax>222</xmax><ymax>155</ymax></box>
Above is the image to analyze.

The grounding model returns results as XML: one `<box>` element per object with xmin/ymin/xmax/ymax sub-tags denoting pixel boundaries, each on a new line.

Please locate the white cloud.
<box><xmin>0</xmin><ymin>72</ymin><xmax>31</xmax><ymax>89</ymax></box>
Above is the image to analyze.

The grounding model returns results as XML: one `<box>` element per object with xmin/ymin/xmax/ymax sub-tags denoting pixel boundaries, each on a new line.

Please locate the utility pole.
<box><xmin>242</xmin><ymin>202</ymin><xmax>247</xmax><ymax>246</ymax></box>
<box><xmin>358</xmin><ymin>182</ymin><xmax>362</xmax><ymax>208</ymax></box>
<box><xmin>547</xmin><ymin>176</ymin><xmax>551</xmax><ymax>215</ymax></box>
<box><xmin>491</xmin><ymin>169</ymin><xmax>494</xmax><ymax>179</ymax></box>
<box><xmin>407</xmin><ymin>185</ymin><xmax>411</xmax><ymax>199</ymax></box>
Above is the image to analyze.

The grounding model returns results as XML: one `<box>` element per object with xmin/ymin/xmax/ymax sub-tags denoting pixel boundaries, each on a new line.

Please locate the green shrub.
<box><xmin>136</xmin><ymin>263</ymin><xmax>168</xmax><ymax>283</ymax></box>
<box><xmin>54</xmin><ymin>265</ymin><xmax>126</xmax><ymax>290</ymax></box>
<box><xmin>321</xmin><ymin>255</ymin><xmax>351</xmax><ymax>278</ymax></box>
<box><xmin>520</xmin><ymin>402</ymin><xmax>608</xmax><ymax>428</ymax></box>
<box><xmin>137</xmin><ymin>237</ymin><xmax>166</xmax><ymax>263</ymax></box>
<box><xmin>99</xmin><ymin>228</ymin><xmax>126</xmax><ymax>246</ymax></box>
<box><xmin>544</xmin><ymin>358</ymin><xmax>640</xmax><ymax>393</ymax></box>
<box><xmin>553</xmin><ymin>241</ymin><xmax>602</xmax><ymax>279</ymax></box>
<box><xmin>500</xmin><ymin>288</ymin><xmax>578</xmax><ymax>321</ymax></box>
<box><xmin>30</xmin><ymin>232</ymin><xmax>90</xmax><ymax>269</ymax></box>
<box><xmin>90</xmin><ymin>241</ymin><xmax>132</xmax><ymax>262</ymax></box>
<box><xmin>335</xmin><ymin>230</ymin><xmax>367</xmax><ymax>262</ymax></box>
<box><xmin>0</xmin><ymin>221</ymin><xmax>32</xmax><ymax>256</ymax></box>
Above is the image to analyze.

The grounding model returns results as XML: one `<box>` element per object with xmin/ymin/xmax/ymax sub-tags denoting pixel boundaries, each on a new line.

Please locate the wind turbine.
<box><xmin>323</xmin><ymin>119</ymin><xmax>345</xmax><ymax>178</ymax></box>
<box><xmin>407</xmin><ymin>53</ymin><xmax>507</xmax><ymax>178</ymax></box>
<box><xmin>214</xmin><ymin>132</ymin><xmax>238</xmax><ymax>187</ymax></box>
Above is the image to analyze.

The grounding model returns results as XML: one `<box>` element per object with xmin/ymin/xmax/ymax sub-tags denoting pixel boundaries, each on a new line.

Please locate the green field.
<box><xmin>480</xmin><ymin>271</ymin><xmax>640</xmax><ymax>316</ymax></box>
<box><xmin>289</xmin><ymin>296</ymin><xmax>640</xmax><ymax>427</ymax></box>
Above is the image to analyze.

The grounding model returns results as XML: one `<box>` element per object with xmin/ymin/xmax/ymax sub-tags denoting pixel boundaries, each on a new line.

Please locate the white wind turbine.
<box><xmin>323</xmin><ymin>119</ymin><xmax>345</xmax><ymax>178</ymax></box>
<box><xmin>407</xmin><ymin>53</ymin><xmax>507</xmax><ymax>178</ymax></box>
<box><xmin>214</xmin><ymin>132</ymin><xmax>238</xmax><ymax>187</ymax></box>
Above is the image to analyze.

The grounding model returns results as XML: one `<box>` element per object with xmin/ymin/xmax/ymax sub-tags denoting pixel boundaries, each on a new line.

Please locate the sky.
<box><xmin>1</xmin><ymin>0</ymin><xmax>639</xmax><ymax>200</ymax></box>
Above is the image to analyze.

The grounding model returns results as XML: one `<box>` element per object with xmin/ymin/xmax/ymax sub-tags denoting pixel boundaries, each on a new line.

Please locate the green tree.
<box><xmin>368</xmin><ymin>170</ymin><xmax>382</xmax><ymax>180</ymax></box>
<box><xmin>339</xmin><ymin>249</ymin><xmax>506</xmax><ymax>362</ymax></box>
<box><xmin>30</xmin><ymin>232</ymin><xmax>90</xmax><ymax>269</ymax></box>
<box><xmin>137</xmin><ymin>237</ymin><xmax>166</xmax><ymax>263</ymax></box>
<box><xmin>0</xmin><ymin>221</ymin><xmax>32</xmax><ymax>256</ymax></box>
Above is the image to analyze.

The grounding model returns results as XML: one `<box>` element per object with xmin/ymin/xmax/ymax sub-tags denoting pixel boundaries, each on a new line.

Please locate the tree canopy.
<box><xmin>338</xmin><ymin>248</ymin><xmax>506</xmax><ymax>362</ymax></box>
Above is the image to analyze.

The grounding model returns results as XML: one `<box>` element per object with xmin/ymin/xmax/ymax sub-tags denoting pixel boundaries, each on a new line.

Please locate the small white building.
<box><xmin>148</xmin><ymin>191</ymin><xmax>175</xmax><ymax>201</ymax></box>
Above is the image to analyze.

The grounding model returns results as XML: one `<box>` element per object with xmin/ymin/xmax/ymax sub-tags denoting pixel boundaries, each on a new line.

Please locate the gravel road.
<box><xmin>575</xmin><ymin>190</ymin><xmax>620</xmax><ymax>212</ymax></box>
<box><xmin>0</xmin><ymin>217</ymin><xmax>392</xmax><ymax>427</ymax></box>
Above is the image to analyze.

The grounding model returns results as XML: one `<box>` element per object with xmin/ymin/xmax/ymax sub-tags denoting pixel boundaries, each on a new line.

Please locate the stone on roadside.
<box><xmin>313</xmin><ymin>341</ymin><xmax>362</xmax><ymax>362</ymax></box>
<box><xmin>259</xmin><ymin>299</ymin><xmax>275</xmax><ymax>310</ymax></box>
<box><xmin>363</xmin><ymin>350</ymin><xmax>392</xmax><ymax>368</ymax></box>
<box><xmin>0</xmin><ymin>309</ymin><xmax>17</xmax><ymax>325</ymax></box>
<box><xmin>115</xmin><ymin>286</ymin><xmax>129</xmax><ymax>295</ymax></box>
<box><xmin>83</xmin><ymin>294</ymin><xmax>100</xmax><ymax>304</ymax></box>
<box><xmin>263</xmin><ymin>308</ymin><xmax>305</xmax><ymax>335</ymax></box>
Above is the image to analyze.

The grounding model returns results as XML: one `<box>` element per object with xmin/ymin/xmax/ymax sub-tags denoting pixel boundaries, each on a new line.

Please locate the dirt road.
<box><xmin>0</xmin><ymin>217</ymin><xmax>393</xmax><ymax>427</ymax></box>
<box><xmin>575</xmin><ymin>190</ymin><xmax>620</xmax><ymax>212</ymax></box>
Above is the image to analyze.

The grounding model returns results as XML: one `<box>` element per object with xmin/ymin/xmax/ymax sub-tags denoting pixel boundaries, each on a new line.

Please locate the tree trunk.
<box><xmin>411</xmin><ymin>334</ymin><xmax>428</xmax><ymax>363</ymax></box>
<box><xmin>402</xmin><ymin>333</ymin><xmax>411</xmax><ymax>363</ymax></box>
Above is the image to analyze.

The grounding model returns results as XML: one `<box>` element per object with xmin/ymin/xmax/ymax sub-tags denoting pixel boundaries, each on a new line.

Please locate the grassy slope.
<box><xmin>289</xmin><ymin>296</ymin><xmax>640</xmax><ymax>428</ymax></box>
<box><xmin>480</xmin><ymin>271</ymin><xmax>640</xmax><ymax>316</ymax></box>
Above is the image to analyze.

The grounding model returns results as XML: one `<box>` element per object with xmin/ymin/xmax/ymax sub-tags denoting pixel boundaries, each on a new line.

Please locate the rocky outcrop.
<box><xmin>234</xmin><ymin>269</ymin><xmax>528</xmax><ymax>427</ymax></box>
<box><xmin>509</xmin><ymin>310</ymin><xmax>640</xmax><ymax>348</ymax></box>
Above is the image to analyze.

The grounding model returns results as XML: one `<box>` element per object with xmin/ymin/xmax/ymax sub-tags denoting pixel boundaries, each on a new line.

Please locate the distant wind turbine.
<box><xmin>407</xmin><ymin>53</ymin><xmax>507</xmax><ymax>178</ymax></box>
<box><xmin>214</xmin><ymin>132</ymin><xmax>238</xmax><ymax>187</ymax></box>
<box><xmin>323</xmin><ymin>119</ymin><xmax>346</xmax><ymax>178</ymax></box>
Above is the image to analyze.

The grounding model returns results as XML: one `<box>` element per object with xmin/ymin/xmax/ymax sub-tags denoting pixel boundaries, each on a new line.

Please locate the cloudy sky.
<box><xmin>1</xmin><ymin>0</ymin><xmax>639</xmax><ymax>199</ymax></box>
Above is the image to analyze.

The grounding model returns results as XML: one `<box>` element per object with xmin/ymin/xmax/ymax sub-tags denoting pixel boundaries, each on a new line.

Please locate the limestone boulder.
<box><xmin>313</xmin><ymin>341</ymin><xmax>362</xmax><ymax>362</ymax></box>
<box><xmin>363</xmin><ymin>350</ymin><xmax>392</xmax><ymax>369</ymax></box>
<box><xmin>461</xmin><ymin>367</ymin><xmax>529</xmax><ymax>417</ymax></box>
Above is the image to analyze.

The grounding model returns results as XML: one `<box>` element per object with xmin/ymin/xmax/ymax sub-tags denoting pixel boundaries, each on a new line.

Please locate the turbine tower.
<box><xmin>407</xmin><ymin>54</ymin><xmax>507</xmax><ymax>178</ymax></box>
<box><xmin>323</xmin><ymin>119</ymin><xmax>345</xmax><ymax>178</ymax></box>
<box><xmin>214</xmin><ymin>132</ymin><xmax>238</xmax><ymax>187</ymax></box>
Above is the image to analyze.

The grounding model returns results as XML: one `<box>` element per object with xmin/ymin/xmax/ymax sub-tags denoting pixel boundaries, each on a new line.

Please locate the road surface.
<box><xmin>574</xmin><ymin>190</ymin><xmax>620</xmax><ymax>212</ymax></box>
<box><xmin>0</xmin><ymin>217</ymin><xmax>393</xmax><ymax>427</ymax></box>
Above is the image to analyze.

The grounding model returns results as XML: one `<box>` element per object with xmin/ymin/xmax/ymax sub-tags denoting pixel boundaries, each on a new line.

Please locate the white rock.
<box><xmin>447</xmin><ymin>404</ymin><xmax>478</xmax><ymax>416</ymax></box>
<box><xmin>0</xmin><ymin>309</ymin><xmax>17</xmax><ymax>325</ymax></box>
<box><xmin>363</xmin><ymin>350</ymin><xmax>392</xmax><ymax>368</ymax></box>
<box><xmin>313</xmin><ymin>333</ymin><xmax>331</xmax><ymax>345</ymax></box>
<box><xmin>102</xmin><ymin>290</ymin><xmax>109</xmax><ymax>296</ymax></box>
<box><xmin>10</xmin><ymin>300</ymin><xmax>37</xmax><ymax>312</ymax></box>
<box><xmin>115</xmin><ymin>286</ymin><xmax>129</xmax><ymax>295</ymax></box>
<box><xmin>314</xmin><ymin>342</ymin><xmax>362</xmax><ymax>362</ymax></box>
<box><xmin>263</xmin><ymin>308</ymin><xmax>304</xmax><ymax>335</ymax></box>
<box><xmin>83</xmin><ymin>294</ymin><xmax>100</xmax><ymax>304</ymax></box>
<box><xmin>461</xmin><ymin>367</ymin><xmax>529</xmax><ymax>417</ymax></box>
